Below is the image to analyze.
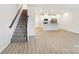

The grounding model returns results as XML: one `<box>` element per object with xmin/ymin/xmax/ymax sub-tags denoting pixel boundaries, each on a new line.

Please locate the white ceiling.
<box><xmin>28</xmin><ymin>4</ymin><xmax>79</xmax><ymax>14</ymax></box>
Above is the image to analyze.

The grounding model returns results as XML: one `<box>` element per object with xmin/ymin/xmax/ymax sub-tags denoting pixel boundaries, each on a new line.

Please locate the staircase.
<box><xmin>11</xmin><ymin>10</ymin><xmax>28</xmax><ymax>42</ymax></box>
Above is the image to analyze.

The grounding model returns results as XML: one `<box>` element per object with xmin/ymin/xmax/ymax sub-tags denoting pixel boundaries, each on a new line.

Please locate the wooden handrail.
<box><xmin>9</xmin><ymin>5</ymin><xmax>23</xmax><ymax>28</ymax></box>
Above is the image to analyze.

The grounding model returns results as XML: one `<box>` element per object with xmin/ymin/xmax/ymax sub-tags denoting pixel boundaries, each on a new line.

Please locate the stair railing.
<box><xmin>9</xmin><ymin>5</ymin><xmax>23</xmax><ymax>28</ymax></box>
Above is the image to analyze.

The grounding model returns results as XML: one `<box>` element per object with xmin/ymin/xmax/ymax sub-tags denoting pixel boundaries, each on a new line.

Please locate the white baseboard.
<box><xmin>61</xmin><ymin>28</ymin><xmax>79</xmax><ymax>34</ymax></box>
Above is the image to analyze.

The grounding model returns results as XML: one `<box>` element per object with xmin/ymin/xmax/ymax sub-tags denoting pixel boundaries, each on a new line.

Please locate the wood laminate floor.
<box><xmin>2</xmin><ymin>28</ymin><xmax>79</xmax><ymax>54</ymax></box>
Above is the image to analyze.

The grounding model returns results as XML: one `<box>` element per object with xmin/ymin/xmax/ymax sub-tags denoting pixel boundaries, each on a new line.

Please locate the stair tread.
<box><xmin>11</xmin><ymin>14</ymin><xmax>27</xmax><ymax>42</ymax></box>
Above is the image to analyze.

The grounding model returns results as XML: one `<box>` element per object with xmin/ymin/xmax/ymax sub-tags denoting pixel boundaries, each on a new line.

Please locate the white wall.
<box><xmin>27</xmin><ymin>7</ymin><xmax>36</xmax><ymax>41</ymax></box>
<box><xmin>22</xmin><ymin>4</ymin><xmax>28</xmax><ymax>9</ymax></box>
<box><xmin>35</xmin><ymin>14</ymin><xmax>42</xmax><ymax>28</ymax></box>
<box><xmin>56</xmin><ymin>14</ymin><xmax>62</xmax><ymax>29</ymax></box>
<box><xmin>61</xmin><ymin>10</ymin><xmax>79</xmax><ymax>33</ymax></box>
<box><xmin>0</xmin><ymin>4</ymin><xmax>21</xmax><ymax>53</ymax></box>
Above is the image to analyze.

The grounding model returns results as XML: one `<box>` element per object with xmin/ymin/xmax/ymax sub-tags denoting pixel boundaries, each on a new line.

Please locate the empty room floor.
<box><xmin>2</xmin><ymin>28</ymin><xmax>79</xmax><ymax>54</ymax></box>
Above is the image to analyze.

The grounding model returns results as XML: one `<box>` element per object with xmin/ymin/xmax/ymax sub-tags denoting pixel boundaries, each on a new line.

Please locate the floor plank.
<box><xmin>1</xmin><ymin>28</ymin><xmax>79</xmax><ymax>54</ymax></box>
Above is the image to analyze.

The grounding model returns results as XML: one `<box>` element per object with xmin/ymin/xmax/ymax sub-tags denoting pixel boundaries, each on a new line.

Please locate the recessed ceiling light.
<box><xmin>40</xmin><ymin>9</ymin><xmax>43</xmax><ymax>12</ymax></box>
